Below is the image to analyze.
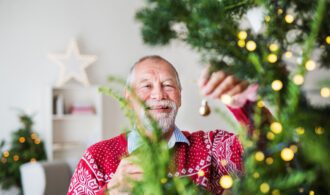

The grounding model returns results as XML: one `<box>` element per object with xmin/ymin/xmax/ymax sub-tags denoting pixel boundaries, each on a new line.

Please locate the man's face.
<box><xmin>126</xmin><ymin>59</ymin><xmax>181</xmax><ymax>133</ymax></box>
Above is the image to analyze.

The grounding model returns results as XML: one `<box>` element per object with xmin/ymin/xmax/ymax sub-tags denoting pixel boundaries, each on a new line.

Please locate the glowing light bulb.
<box><xmin>237</xmin><ymin>40</ymin><xmax>245</xmax><ymax>47</ymax></box>
<box><xmin>281</xmin><ymin>148</ymin><xmax>294</xmax><ymax>161</ymax></box>
<box><xmin>3</xmin><ymin>151</ymin><xmax>9</xmax><ymax>158</ymax></box>
<box><xmin>265</xmin><ymin>16</ymin><xmax>271</xmax><ymax>22</ymax></box>
<box><xmin>320</xmin><ymin>87</ymin><xmax>330</xmax><ymax>98</ymax></box>
<box><xmin>198</xmin><ymin>170</ymin><xmax>205</xmax><ymax>177</ymax></box>
<box><xmin>305</xmin><ymin>60</ymin><xmax>316</xmax><ymax>71</ymax></box>
<box><xmin>284</xmin><ymin>51</ymin><xmax>293</xmax><ymax>58</ymax></box>
<box><xmin>269</xmin><ymin>43</ymin><xmax>279</xmax><ymax>52</ymax></box>
<box><xmin>237</xmin><ymin>31</ymin><xmax>247</xmax><ymax>40</ymax></box>
<box><xmin>326</xmin><ymin>36</ymin><xmax>330</xmax><ymax>44</ymax></box>
<box><xmin>315</xmin><ymin>127</ymin><xmax>324</xmax><ymax>135</ymax></box>
<box><xmin>267</xmin><ymin>132</ymin><xmax>275</xmax><ymax>140</ymax></box>
<box><xmin>290</xmin><ymin>145</ymin><xmax>298</xmax><ymax>153</ymax></box>
<box><xmin>277</xmin><ymin>9</ymin><xmax>283</xmax><ymax>15</ymax></box>
<box><xmin>272</xmin><ymin>189</ymin><xmax>280</xmax><ymax>195</ymax></box>
<box><xmin>285</xmin><ymin>14</ymin><xmax>294</xmax><ymax>23</ymax></box>
<box><xmin>257</xmin><ymin>100</ymin><xmax>265</xmax><ymax>108</ymax></box>
<box><xmin>219</xmin><ymin>175</ymin><xmax>233</xmax><ymax>189</ymax></box>
<box><xmin>266</xmin><ymin>157</ymin><xmax>274</xmax><ymax>165</ymax></box>
<box><xmin>260</xmin><ymin>182</ymin><xmax>270</xmax><ymax>193</ymax></box>
<box><xmin>160</xmin><ymin>178</ymin><xmax>167</xmax><ymax>184</ymax></box>
<box><xmin>253</xmin><ymin>172</ymin><xmax>260</xmax><ymax>178</ymax></box>
<box><xmin>270</xmin><ymin>122</ymin><xmax>282</xmax><ymax>134</ymax></box>
<box><xmin>267</xmin><ymin>54</ymin><xmax>278</xmax><ymax>63</ymax></box>
<box><xmin>13</xmin><ymin>155</ymin><xmax>19</xmax><ymax>161</ymax></box>
<box><xmin>255</xmin><ymin>151</ymin><xmax>265</xmax><ymax>161</ymax></box>
<box><xmin>272</xmin><ymin>80</ymin><xmax>283</xmax><ymax>91</ymax></box>
<box><xmin>246</xmin><ymin>40</ymin><xmax>257</xmax><ymax>51</ymax></box>
<box><xmin>221</xmin><ymin>94</ymin><xmax>232</xmax><ymax>105</ymax></box>
<box><xmin>296</xmin><ymin>127</ymin><xmax>305</xmax><ymax>135</ymax></box>
<box><xmin>19</xmin><ymin>137</ymin><xmax>26</xmax><ymax>143</ymax></box>
<box><xmin>293</xmin><ymin>74</ymin><xmax>304</xmax><ymax>85</ymax></box>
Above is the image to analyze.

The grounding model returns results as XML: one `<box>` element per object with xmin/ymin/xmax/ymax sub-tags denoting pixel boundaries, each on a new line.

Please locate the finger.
<box><xmin>208</xmin><ymin>75</ymin><xmax>238</xmax><ymax>98</ymax></box>
<box><xmin>198</xmin><ymin>64</ymin><xmax>211</xmax><ymax>87</ymax></box>
<box><xmin>226</xmin><ymin>80</ymin><xmax>249</xmax><ymax>97</ymax></box>
<box><xmin>201</xmin><ymin>71</ymin><xmax>227</xmax><ymax>95</ymax></box>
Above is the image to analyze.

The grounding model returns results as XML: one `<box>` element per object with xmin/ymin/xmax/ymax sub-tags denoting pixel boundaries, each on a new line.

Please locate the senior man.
<box><xmin>68</xmin><ymin>55</ymin><xmax>257</xmax><ymax>194</ymax></box>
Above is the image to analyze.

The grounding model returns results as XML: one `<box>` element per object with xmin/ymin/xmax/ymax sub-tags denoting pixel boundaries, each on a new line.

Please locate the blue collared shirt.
<box><xmin>127</xmin><ymin>126</ymin><xmax>190</xmax><ymax>154</ymax></box>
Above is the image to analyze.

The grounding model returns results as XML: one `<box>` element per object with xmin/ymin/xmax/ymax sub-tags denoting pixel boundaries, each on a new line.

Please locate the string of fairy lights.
<box><xmin>1</xmin><ymin>133</ymin><xmax>41</xmax><ymax>164</ymax></box>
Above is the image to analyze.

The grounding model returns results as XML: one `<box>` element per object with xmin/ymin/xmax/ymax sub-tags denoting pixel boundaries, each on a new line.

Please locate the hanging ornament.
<box><xmin>199</xmin><ymin>99</ymin><xmax>211</xmax><ymax>116</ymax></box>
<box><xmin>19</xmin><ymin>137</ymin><xmax>26</xmax><ymax>143</ymax></box>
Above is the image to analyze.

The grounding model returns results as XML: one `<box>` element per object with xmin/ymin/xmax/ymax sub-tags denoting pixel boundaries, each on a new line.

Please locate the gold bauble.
<box><xmin>199</xmin><ymin>99</ymin><xmax>211</xmax><ymax>116</ymax></box>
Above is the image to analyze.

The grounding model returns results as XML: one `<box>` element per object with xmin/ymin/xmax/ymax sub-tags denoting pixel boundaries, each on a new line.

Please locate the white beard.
<box><xmin>140</xmin><ymin>100</ymin><xmax>178</xmax><ymax>134</ymax></box>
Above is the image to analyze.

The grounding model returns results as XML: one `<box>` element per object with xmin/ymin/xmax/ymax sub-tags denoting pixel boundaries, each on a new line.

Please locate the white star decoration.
<box><xmin>49</xmin><ymin>40</ymin><xmax>97</xmax><ymax>87</ymax></box>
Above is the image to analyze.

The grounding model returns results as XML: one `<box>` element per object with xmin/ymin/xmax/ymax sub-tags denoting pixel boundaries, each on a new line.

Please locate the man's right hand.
<box><xmin>106</xmin><ymin>157</ymin><xmax>143</xmax><ymax>194</ymax></box>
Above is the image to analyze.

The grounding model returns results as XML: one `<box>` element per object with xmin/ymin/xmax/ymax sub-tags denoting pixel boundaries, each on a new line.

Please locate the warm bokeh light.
<box><xmin>270</xmin><ymin>122</ymin><xmax>282</xmax><ymax>134</ymax></box>
<box><xmin>255</xmin><ymin>151</ymin><xmax>265</xmax><ymax>161</ymax></box>
<box><xmin>281</xmin><ymin>148</ymin><xmax>294</xmax><ymax>161</ymax></box>
<box><xmin>315</xmin><ymin>127</ymin><xmax>324</xmax><ymax>135</ymax></box>
<box><xmin>293</xmin><ymin>74</ymin><xmax>304</xmax><ymax>85</ymax></box>
<box><xmin>285</xmin><ymin>14</ymin><xmax>294</xmax><ymax>23</ymax></box>
<box><xmin>219</xmin><ymin>175</ymin><xmax>233</xmax><ymax>189</ymax></box>
<box><xmin>267</xmin><ymin>54</ymin><xmax>278</xmax><ymax>63</ymax></box>
<box><xmin>266</xmin><ymin>157</ymin><xmax>274</xmax><ymax>165</ymax></box>
<box><xmin>272</xmin><ymin>80</ymin><xmax>283</xmax><ymax>91</ymax></box>
<box><xmin>296</xmin><ymin>127</ymin><xmax>305</xmax><ymax>135</ymax></box>
<box><xmin>221</xmin><ymin>94</ymin><xmax>232</xmax><ymax>105</ymax></box>
<box><xmin>19</xmin><ymin>137</ymin><xmax>26</xmax><ymax>143</ymax></box>
<box><xmin>237</xmin><ymin>31</ymin><xmax>247</xmax><ymax>40</ymax></box>
<box><xmin>305</xmin><ymin>60</ymin><xmax>316</xmax><ymax>71</ymax></box>
<box><xmin>246</xmin><ymin>40</ymin><xmax>257</xmax><ymax>51</ymax></box>
<box><xmin>326</xmin><ymin>36</ymin><xmax>330</xmax><ymax>44</ymax></box>
<box><xmin>320</xmin><ymin>87</ymin><xmax>330</xmax><ymax>98</ymax></box>
<box><xmin>237</xmin><ymin>40</ymin><xmax>245</xmax><ymax>47</ymax></box>
<box><xmin>284</xmin><ymin>51</ymin><xmax>293</xmax><ymax>58</ymax></box>
<box><xmin>269</xmin><ymin>43</ymin><xmax>279</xmax><ymax>51</ymax></box>
<box><xmin>267</xmin><ymin>132</ymin><xmax>275</xmax><ymax>140</ymax></box>
<box><xmin>260</xmin><ymin>182</ymin><xmax>270</xmax><ymax>193</ymax></box>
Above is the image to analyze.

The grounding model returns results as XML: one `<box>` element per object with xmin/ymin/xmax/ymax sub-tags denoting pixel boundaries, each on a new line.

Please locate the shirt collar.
<box><xmin>127</xmin><ymin>126</ymin><xmax>190</xmax><ymax>154</ymax></box>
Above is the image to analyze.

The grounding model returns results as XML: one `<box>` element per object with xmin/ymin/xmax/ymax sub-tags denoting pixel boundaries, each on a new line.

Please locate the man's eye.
<box><xmin>141</xmin><ymin>85</ymin><xmax>151</xmax><ymax>88</ymax></box>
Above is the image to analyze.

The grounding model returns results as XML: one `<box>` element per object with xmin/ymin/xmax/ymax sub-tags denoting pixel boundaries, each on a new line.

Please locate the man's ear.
<box><xmin>124</xmin><ymin>88</ymin><xmax>130</xmax><ymax>99</ymax></box>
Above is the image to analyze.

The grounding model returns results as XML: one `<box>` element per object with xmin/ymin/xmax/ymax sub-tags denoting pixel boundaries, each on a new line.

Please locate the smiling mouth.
<box><xmin>147</xmin><ymin>106</ymin><xmax>171</xmax><ymax>112</ymax></box>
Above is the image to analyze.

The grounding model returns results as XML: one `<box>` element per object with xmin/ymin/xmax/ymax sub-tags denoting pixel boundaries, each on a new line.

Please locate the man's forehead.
<box><xmin>134</xmin><ymin>59</ymin><xmax>177</xmax><ymax>76</ymax></box>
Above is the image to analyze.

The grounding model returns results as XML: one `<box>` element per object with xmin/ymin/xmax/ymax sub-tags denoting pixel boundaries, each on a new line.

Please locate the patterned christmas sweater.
<box><xmin>68</xmin><ymin>103</ymin><xmax>254</xmax><ymax>195</ymax></box>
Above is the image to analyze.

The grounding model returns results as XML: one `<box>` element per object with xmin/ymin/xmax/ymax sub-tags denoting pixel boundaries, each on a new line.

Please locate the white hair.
<box><xmin>126</xmin><ymin>55</ymin><xmax>182</xmax><ymax>90</ymax></box>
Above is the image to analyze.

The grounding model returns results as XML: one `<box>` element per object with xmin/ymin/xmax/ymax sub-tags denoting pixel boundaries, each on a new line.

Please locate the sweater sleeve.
<box><xmin>67</xmin><ymin>153</ymin><xmax>105</xmax><ymax>195</ymax></box>
<box><xmin>208</xmin><ymin>130</ymin><xmax>244</xmax><ymax>193</ymax></box>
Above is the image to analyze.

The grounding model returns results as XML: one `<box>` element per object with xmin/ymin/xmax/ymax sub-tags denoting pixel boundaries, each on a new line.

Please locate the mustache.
<box><xmin>145</xmin><ymin>100</ymin><xmax>176</xmax><ymax>110</ymax></box>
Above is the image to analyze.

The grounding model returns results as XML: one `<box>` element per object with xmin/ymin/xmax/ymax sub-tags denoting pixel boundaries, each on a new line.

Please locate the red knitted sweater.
<box><xmin>68</xmin><ymin>104</ymin><xmax>253</xmax><ymax>195</ymax></box>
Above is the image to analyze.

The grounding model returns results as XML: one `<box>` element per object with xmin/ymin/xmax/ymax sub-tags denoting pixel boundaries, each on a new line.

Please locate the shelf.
<box><xmin>53</xmin><ymin>114</ymin><xmax>98</xmax><ymax>120</ymax></box>
<box><xmin>53</xmin><ymin>142</ymin><xmax>86</xmax><ymax>152</ymax></box>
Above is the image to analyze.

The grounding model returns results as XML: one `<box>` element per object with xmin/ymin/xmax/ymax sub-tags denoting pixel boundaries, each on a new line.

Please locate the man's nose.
<box><xmin>150</xmin><ymin>85</ymin><xmax>167</xmax><ymax>100</ymax></box>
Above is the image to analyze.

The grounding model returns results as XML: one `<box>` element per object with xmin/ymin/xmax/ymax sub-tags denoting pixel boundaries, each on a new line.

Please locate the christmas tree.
<box><xmin>101</xmin><ymin>0</ymin><xmax>330</xmax><ymax>194</ymax></box>
<box><xmin>0</xmin><ymin>112</ymin><xmax>47</xmax><ymax>192</ymax></box>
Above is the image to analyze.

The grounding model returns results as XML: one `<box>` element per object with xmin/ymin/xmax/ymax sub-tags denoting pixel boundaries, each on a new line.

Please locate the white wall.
<box><xmin>0</xmin><ymin>0</ymin><xmax>235</xmax><ymax>172</ymax></box>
